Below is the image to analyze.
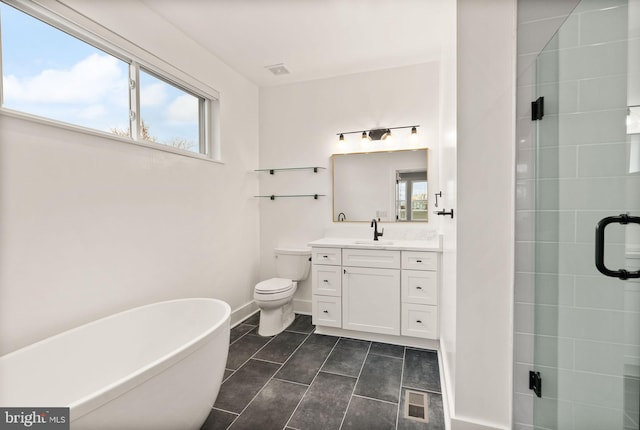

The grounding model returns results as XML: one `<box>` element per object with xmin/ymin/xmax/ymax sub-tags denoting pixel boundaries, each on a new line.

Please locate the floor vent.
<box><xmin>404</xmin><ymin>390</ymin><xmax>429</xmax><ymax>423</ymax></box>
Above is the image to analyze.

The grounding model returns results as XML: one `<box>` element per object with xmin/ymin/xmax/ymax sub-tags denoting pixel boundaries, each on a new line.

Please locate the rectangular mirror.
<box><xmin>332</xmin><ymin>148</ymin><xmax>428</xmax><ymax>222</ymax></box>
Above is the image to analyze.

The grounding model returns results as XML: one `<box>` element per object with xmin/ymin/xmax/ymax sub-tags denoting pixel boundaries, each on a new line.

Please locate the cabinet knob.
<box><xmin>416</xmin><ymin>320</ymin><xmax>422</xmax><ymax>324</ymax></box>
<box><xmin>323</xmin><ymin>310</ymin><xmax>329</xmax><ymax>313</ymax></box>
<box><xmin>323</xmin><ymin>255</ymin><xmax>329</xmax><ymax>259</ymax></box>
<box><xmin>416</xmin><ymin>286</ymin><xmax>423</xmax><ymax>290</ymax></box>
<box><xmin>416</xmin><ymin>259</ymin><xmax>423</xmax><ymax>263</ymax></box>
<box><xmin>323</xmin><ymin>279</ymin><xmax>329</xmax><ymax>283</ymax></box>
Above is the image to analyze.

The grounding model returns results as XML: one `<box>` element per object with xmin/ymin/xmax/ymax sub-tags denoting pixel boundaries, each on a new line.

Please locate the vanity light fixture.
<box><xmin>337</xmin><ymin>125</ymin><xmax>419</xmax><ymax>144</ymax></box>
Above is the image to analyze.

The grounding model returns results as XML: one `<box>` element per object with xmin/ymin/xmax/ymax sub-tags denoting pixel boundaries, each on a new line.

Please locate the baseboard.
<box><xmin>440</xmin><ymin>341</ymin><xmax>455</xmax><ymax>427</ymax></box>
<box><xmin>314</xmin><ymin>326</ymin><xmax>438</xmax><ymax>350</ymax></box>
<box><xmin>230</xmin><ymin>300</ymin><xmax>259</xmax><ymax>327</ymax></box>
<box><xmin>293</xmin><ymin>298</ymin><xmax>311</xmax><ymax>315</ymax></box>
<box><xmin>450</xmin><ymin>417</ymin><xmax>509</xmax><ymax>430</ymax></box>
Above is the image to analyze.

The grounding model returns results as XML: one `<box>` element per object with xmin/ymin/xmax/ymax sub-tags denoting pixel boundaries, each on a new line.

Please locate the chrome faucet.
<box><xmin>371</xmin><ymin>218</ymin><xmax>384</xmax><ymax>241</ymax></box>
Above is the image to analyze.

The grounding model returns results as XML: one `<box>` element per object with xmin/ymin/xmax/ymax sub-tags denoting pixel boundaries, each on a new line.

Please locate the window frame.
<box><xmin>0</xmin><ymin>0</ymin><xmax>221</xmax><ymax>162</ymax></box>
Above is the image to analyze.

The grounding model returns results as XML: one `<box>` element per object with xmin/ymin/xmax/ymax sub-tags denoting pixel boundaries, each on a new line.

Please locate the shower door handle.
<box><xmin>595</xmin><ymin>214</ymin><xmax>640</xmax><ymax>280</ymax></box>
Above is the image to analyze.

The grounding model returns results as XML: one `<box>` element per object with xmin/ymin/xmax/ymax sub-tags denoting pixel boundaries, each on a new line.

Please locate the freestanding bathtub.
<box><xmin>0</xmin><ymin>298</ymin><xmax>230</xmax><ymax>430</ymax></box>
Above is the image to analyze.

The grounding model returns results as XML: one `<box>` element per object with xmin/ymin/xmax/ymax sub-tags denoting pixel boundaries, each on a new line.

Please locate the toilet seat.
<box><xmin>255</xmin><ymin>278</ymin><xmax>294</xmax><ymax>294</ymax></box>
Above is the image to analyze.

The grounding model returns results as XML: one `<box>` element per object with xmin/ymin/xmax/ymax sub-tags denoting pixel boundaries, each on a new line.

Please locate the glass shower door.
<box><xmin>533</xmin><ymin>0</ymin><xmax>640</xmax><ymax>428</ymax></box>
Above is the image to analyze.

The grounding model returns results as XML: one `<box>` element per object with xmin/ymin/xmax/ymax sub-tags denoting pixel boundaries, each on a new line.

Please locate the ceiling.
<box><xmin>143</xmin><ymin>0</ymin><xmax>452</xmax><ymax>87</ymax></box>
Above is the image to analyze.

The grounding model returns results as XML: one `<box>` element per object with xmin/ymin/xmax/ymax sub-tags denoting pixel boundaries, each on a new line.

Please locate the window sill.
<box><xmin>0</xmin><ymin>107</ymin><xmax>224</xmax><ymax>165</ymax></box>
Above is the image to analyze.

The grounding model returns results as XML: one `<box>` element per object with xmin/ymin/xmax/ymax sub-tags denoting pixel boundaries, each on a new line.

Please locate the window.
<box><xmin>0</xmin><ymin>1</ymin><xmax>217</xmax><ymax>158</ymax></box>
<box><xmin>396</xmin><ymin>171</ymin><xmax>428</xmax><ymax>222</ymax></box>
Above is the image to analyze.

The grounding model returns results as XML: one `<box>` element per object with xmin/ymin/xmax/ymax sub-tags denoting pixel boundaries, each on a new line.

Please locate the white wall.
<box><xmin>0</xmin><ymin>0</ymin><xmax>260</xmax><ymax>355</ymax></box>
<box><xmin>454</xmin><ymin>0</ymin><xmax>516</xmax><ymax>429</ymax></box>
<box><xmin>258</xmin><ymin>63</ymin><xmax>442</xmax><ymax>313</ymax></box>
<box><xmin>438</xmin><ymin>0</ymin><xmax>458</xmax><ymax>418</ymax></box>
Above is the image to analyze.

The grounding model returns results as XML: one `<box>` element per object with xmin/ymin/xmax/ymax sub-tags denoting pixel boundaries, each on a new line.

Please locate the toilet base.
<box><xmin>257</xmin><ymin>300</ymin><xmax>295</xmax><ymax>336</ymax></box>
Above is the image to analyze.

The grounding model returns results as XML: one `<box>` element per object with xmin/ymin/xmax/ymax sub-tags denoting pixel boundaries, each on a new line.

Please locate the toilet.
<box><xmin>254</xmin><ymin>247</ymin><xmax>311</xmax><ymax>336</ymax></box>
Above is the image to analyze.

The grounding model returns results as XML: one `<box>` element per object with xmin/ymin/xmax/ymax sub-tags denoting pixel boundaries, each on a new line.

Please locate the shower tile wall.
<box><xmin>515</xmin><ymin>0</ymin><xmax>639</xmax><ymax>428</ymax></box>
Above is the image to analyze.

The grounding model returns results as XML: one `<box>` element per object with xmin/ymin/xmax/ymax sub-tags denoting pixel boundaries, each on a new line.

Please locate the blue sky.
<box><xmin>0</xmin><ymin>3</ymin><xmax>199</xmax><ymax>149</ymax></box>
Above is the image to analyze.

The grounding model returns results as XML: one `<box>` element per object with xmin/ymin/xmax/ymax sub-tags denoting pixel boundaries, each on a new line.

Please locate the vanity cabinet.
<box><xmin>310</xmin><ymin>242</ymin><xmax>440</xmax><ymax>343</ymax></box>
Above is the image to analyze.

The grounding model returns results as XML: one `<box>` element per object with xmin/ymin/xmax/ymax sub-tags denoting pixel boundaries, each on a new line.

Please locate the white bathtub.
<box><xmin>0</xmin><ymin>298</ymin><xmax>230</xmax><ymax>430</ymax></box>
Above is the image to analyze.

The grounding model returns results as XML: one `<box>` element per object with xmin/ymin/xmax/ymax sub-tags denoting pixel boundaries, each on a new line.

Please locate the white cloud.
<box><xmin>165</xmin><ymin>94</ymin><xmax>198</xmax><ymax>123</ymax></box>
<box><xmin>3</xmin><ymin>53</ymin><xmax>126</xmax><ymax>104</ymax></box>
<box><xmin>77</xmin><ymin>104</ymin><xmax>107</xmax><ymax>120</ymax></box>
<box><xmin>140</xmin><ymin>83</ymin><xmax>167</xmax><ymax>106</ymax></box>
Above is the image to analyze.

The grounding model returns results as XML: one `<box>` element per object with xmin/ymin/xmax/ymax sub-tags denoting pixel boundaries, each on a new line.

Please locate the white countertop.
<box><xmin>308</xmin><ymin>236</ymin><xmax>442</xmax><ymax>252</ymax></box>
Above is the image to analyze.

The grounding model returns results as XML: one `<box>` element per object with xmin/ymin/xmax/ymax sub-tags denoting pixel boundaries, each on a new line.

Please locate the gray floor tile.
<box><xmin>286</xmin><ymin>313</ymin><xmax>315</xmax><ymax>333</ymax></box>
<box><xmin>342</xmin><ymin>396</ymin><xmax>398</xmax><ymax>430</ymax></box>
<box><xmin>355</xmin><ymin>353</ymin><xmax>403</xmax><ymax>403</ymax></box>
<box><xmin>200</xmin><ymin>408</ymin><xmax>238</xmax><ymax>430</ymax></box>
<box><xmin>243</xmin><ymin>312</ymin><xmax>260</xmax><ymax>326</ymax></box>
<box><xmin>321</xmin><ymin>338</ymin><xmax>370</xmax><ymax>377</ymax></box>
<box><xmin>229</xmin><ymin>379</ymin><xmax>307</xmax><ymax>430</ymax></box>
<box><xmin>223</xmin><ymin>369</ymin><xmax>234</xmax><ymax>382</ymax></box>
<box><xmin>288</xmin><ymin>371</ymin><xmax>357</xmax><ymax>430</ymax></box>
<box><xmin>403</xmin><ymin>349</ymin><xmax>440</xmax><ymax>393</ymax></box>
<box><xmin>226</xmin><ymin>334</ymin><xmax>271</xmax><ymax>370</ymax></box>
<box><xmin>230</xmin><ymin>324</ymin><xmax>254</xmax><ymax>344</ymax></box>
<box><xmin>214</xmin><ymin>359</ymin><xmax>281</xmax><ymax>414</ymax></box>
<box><xmin>275</xmin><ymin>334</ymin><xmax>338</xmax><ymax>384</ymax></box>
<box><xmin>370</xmin><ymin>341</ymin><xmax>405</xmax><ymax>359</ymax></box>
<box><xmin>397</xmin><ymin>389</ymin><xmax>445</xmax><ymax>430</ymax></box>
<box><xmin>253</xmin><ymin>331</ymin><xmax>308</xmax><ymax>363</ymax></box>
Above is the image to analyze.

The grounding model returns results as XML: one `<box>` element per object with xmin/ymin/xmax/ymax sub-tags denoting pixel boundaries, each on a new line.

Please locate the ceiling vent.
<box><xmin>265</xmin><ymin>63</ymin><xmax>290</xmax><ymax>76</ymax></box>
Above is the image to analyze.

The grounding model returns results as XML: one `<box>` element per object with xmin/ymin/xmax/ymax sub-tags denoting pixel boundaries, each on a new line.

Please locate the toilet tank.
<box><xmin>275</xmin><ymin>248</ymin><xmax>312</xmax><ymax>281</ymax></box>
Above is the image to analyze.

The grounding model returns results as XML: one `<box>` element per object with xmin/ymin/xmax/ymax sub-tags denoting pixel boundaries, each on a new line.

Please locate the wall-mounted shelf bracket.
<box><xmin>255</xmin><ymin>166</ymin><xmax>325</xmax><ymax>175</ymax></box>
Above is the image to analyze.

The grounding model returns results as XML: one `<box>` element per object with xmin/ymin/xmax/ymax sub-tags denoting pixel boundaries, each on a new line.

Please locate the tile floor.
<box><xmin>201</xmin><ymin>313</ymin><xmax>445</xmax><ymax>430</ymax></box>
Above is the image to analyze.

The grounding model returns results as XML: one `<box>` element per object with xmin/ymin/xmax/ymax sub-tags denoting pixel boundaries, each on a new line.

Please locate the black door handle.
<box><xmin>595</xmin><ymin>214</ymin><xmax>640</xmax><ymax>280</ymax></box>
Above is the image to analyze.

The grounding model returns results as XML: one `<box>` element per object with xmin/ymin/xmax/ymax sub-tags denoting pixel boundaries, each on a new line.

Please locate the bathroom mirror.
<box><xmin>332</xmin><ymin>148</ymin><xmax>428</xmax><ymax>223</ymax></box>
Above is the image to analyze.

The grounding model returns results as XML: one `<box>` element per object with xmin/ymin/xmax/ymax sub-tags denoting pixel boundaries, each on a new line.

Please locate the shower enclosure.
<box><xmin>531</xmin><ymin>0</ymin><xmax>640</xmax><ymax>428</ymax></box>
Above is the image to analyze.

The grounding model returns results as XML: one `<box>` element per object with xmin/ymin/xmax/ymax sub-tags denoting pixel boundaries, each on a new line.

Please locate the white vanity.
<box><xmin>308</xmin><ymin>237</ymin><xmax>442</xmax><ymax>349</ymax></box>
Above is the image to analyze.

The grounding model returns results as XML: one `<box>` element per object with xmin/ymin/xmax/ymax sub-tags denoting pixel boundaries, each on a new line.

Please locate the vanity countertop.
<box><xmin>308</xmin><ymin>237</ymin><xmax>442</xmax><ymax>252</ymax></box>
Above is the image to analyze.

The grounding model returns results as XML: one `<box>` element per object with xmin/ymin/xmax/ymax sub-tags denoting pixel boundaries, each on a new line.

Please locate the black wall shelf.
<box><xmin>254</xmin><ymin>166</ymin><xmax>325</xmax><ymax>174</ymax></box>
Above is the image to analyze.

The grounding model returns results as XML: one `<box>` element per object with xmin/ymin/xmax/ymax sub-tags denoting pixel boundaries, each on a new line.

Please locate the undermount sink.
<box><xmin>353</xmin><ymin>240</ymin><xmax>394</xmax><ymax>245</ymax></box>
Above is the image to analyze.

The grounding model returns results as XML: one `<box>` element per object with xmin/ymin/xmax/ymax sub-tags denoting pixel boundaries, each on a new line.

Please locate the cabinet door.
<box><xmin>312</xmin><ymin>247</ymin><xmax>341</xmax><ymax>266</ymax></box>
<box><xmin>401</xmin><ymin>303</ymin><xmax>438</xmax><ymax>339</ymax></box>
<box><xmin>312</xmin><ymin>295</ymin><xmax>341</xmax><ymax>327</ymax></box>
<box><xmin>312</xmin><ymin>265</ymin><xmax>341</xmax><ymax>296</ymax></box>
<box><xmin>401</xmin><ymin>251</ymin><xmax>438</xmax><ymax>271</ymax></box>
<box><xmin>401</xmin><ymin>270</ymin><xmax>437</xmax><ymax>305</ymax></box>
<box><xmin>342</xmin><ymin>267</ymin><xmax>400</xmax><ymax>335</ymax></box>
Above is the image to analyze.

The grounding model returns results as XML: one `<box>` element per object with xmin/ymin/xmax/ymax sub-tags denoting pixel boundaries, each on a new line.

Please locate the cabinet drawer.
<box><xmin>342</xmin><ymin>248</ymin><xmax>400</xmax><ymax>269</ymax></box>
<box><xmin>312</xmin><ymin>247</ymin><xmax>341</xmax><ymax>266</ymax></box>
<box><xmin>401</xmin><ymin>303</ymin><xmax>438</xmax><ymax>339</ymax></box>
<box><xmin>402</xmin><ymin>270</ymin><xmax>437</xmax><ymax>305</ymax></box>
<box><xmin>312</xmin><ymin>265</ymin><xmax>342</xmax><ymax>296</ymax></box>
<box><xmin>402</xmin><ymin>251</ymin><xmax>437</xmax><ymax>271</ymax></box>
<box><xmin>312</xmin><ymin>295</ymin><xmax>342</xmax><ymax>328</ymax></box>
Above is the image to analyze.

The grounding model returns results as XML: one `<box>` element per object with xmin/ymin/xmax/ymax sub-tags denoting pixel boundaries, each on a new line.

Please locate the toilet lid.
<box><xmin>255</xmin><ymin>278</ymin><xmax>294</xmax><ymax>294</ymax></box>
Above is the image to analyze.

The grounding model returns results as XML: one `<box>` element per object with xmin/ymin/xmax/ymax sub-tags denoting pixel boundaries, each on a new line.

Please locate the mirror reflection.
<box><xmin>332</xmin><ymin>149</ymin><xmax>428</xmax><ymax>223</ymax></box>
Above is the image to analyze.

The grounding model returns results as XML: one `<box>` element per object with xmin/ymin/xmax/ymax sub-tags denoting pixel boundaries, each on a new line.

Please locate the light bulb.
<box><xmin>338</xmin><ymin>133</ymin><xmax>344</xmax><ymax>144</ymax></box>
<box><xmin>361</xmin><ymin>131</ymin><xmax>370</xmax><ymax>144</ymax></box>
